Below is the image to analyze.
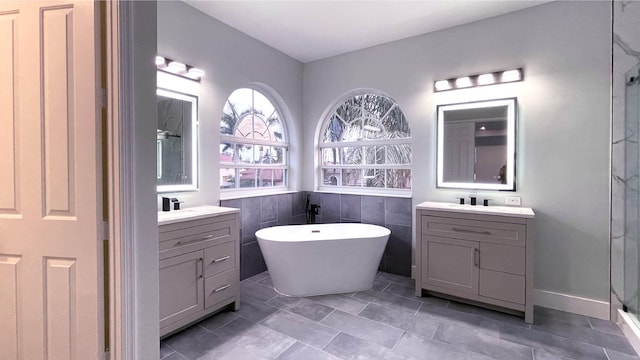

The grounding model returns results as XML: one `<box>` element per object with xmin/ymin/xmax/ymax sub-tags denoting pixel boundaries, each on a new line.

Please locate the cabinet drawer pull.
<box><xmin>198</xmin><ymin>258</ymin><xmax>204</xmax><ymax>279</ymax></box>
<box><xmin>452</xmin><ymin>227</ymin><xmax>492</xmax><ymax>236</ymax></box>
<box><xmin>175</xmin><ymin>234</ymin><xmax>214</xmax><ymax>247</ymax></box>
<box><xmin>474</xmin><ymin>248</ymin><xmax>479</xmax><ymax>267</ymax></box>
<box><xmin>212</xmin><ymin>255</ymin><xmax>230</xmax><ymax>263</ymax></box>
<box><xmin>213</xmin><ymin>284</ymin><xmax>231</xmax><ymax>293</ymax></box>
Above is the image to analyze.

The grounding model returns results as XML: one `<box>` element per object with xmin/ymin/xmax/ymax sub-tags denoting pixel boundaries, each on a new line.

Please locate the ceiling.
<box><xmin>184</xmin><ymin>0</ymin><xmax>552</xmax><ymax>63</ymax></box>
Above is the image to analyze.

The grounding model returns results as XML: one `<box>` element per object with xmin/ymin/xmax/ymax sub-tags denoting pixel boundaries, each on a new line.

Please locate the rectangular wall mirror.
<box><xmin>436</xmin><ymin>98</ymin><xmax>517</xmax><ymax>191</ymax></box>
<box><xmin>157</xmin><ymin>88</ymin><xmax>199</xmax><ymax>192</ymax></box>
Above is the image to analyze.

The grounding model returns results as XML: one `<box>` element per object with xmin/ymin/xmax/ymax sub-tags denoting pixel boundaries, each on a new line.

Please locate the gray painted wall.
<box><xmin>302</xmin><ymin>1</ymin><xmax>611</xmax><ymax>301</ymax></box>
<box><xmin>157</xmin><ymin>1</ymin><xmax>304</xmax><ymax>207</ymax></box>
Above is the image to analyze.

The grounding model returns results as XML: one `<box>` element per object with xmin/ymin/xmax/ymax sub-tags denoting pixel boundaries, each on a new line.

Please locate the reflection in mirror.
<box><xmin>437</xmin><ymin>98</ymin><xmax>516</xmax><ymax>191</ymax></box>
<box><xmin>157</xmin><ymin>88</ymin><xmax>198</xmax><ymax>192</ymax></box>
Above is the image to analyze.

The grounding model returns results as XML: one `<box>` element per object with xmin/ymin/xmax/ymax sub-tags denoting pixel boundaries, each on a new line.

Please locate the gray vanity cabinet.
<box><xmin>415</xmin><ymin>202</ymin><xmax>534</xmax><ymax>323</ymax></box>
<box><xmin>158</xmin><ymin>206</ymin><xmax>240</xmax><ymax>337</ymax></box>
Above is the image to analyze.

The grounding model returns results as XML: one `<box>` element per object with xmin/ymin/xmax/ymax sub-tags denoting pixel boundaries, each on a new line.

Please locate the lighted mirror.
<box><xmin>436</xmin><ymin>98</ymin><xmax>516</xmax><ymax>191</ymax></box>
<box><xmin>157</xmin><ymin>88</ymin><xmax>198</xmax><ymax>192</ymax></box>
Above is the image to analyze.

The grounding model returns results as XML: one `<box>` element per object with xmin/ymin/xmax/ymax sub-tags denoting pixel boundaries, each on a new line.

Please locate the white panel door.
<box><xmin>0</xmin><ymin>1</ymin><xmax>103</xmax><ymax>359</ymax></box>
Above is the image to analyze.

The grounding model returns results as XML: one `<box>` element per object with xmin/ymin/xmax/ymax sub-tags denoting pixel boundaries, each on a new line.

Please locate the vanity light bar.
<box><xmin>434</xmin><ymin>68</ymin><xmax>523</xmax><ymax>92</ymax></box>
<box><xmin>156</xmin><ymin>55</ymin><xmax>205</xmax><ymax>82</ymax></box>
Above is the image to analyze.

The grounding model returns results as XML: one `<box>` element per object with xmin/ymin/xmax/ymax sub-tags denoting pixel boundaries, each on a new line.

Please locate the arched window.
<box><xmin>220</xmin><ymin>88</ymin><xmax>288</xmax><ymax>192</ymax></box>
<box><xmin>319</xmin><ymin>92</ymin><xmax>411</xmax><ymax>194</ymax></box>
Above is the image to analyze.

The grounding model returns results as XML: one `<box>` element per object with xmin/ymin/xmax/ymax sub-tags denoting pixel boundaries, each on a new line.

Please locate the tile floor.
<box><xmin>160</xmin><ymin>272</ymin><xmax>639</xmax><ymax>360</ymax></box>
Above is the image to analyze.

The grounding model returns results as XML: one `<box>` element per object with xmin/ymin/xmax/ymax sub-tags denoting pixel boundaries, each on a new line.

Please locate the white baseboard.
<box><xmin>618</xmin><ymin>309</ymin><xmax>640</xmax><ymax>356</ymax></box>
<box><xmin>533</xmin><ymin>289</ymin><xmax>609</xmax><ymax>320</ymax></box>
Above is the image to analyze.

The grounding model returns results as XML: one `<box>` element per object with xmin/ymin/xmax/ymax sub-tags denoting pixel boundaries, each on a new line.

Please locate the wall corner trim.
<box><xmin>533</xmin><ymin>289</ymin><xmax>610</xmax><ymax>320</ymax></box>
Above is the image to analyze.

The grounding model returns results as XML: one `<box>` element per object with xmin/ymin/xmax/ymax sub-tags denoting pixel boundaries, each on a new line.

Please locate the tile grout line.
<box><xmin>319</xmin><ymin>308</ymin><xmax>337</xmax><ymax>323</ymax></box>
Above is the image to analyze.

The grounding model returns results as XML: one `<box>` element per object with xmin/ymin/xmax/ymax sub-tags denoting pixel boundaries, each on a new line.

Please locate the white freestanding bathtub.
<box><xmin>255</xmin><ymin>223</ymin><xmax>390</xmax><ymax>297</ymax></box>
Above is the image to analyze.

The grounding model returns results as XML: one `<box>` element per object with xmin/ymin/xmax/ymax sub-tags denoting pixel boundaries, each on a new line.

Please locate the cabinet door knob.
<box><xmin>198</xmin><ymin>258</ymin><xmax>204</xmax><ymax>279</ymax></box>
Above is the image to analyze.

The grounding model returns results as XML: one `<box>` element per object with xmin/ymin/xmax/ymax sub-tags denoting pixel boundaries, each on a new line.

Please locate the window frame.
<box><xmin>219</xmin><ymin>87</ymin><xmax>290</xmax><ymax>198</ymax></box>
<box><xmin>317</xmin><ymin>91</ymin><xmax>412</xmax><ymax>197</ymax></box>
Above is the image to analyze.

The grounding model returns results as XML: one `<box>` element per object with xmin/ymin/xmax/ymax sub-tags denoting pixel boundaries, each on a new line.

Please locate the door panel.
<box><xmin>159</xmin><ymin>250</ymin><xmax>204</xmax><ymax>329</ymax></box>
<box><xmin>0</xmin><ymin>1</ymin><xmax>102</xmax><ymax>359</ymax></box>
<box><xmin>423</xmin><ymin>236</ymin><xmax>479</xmax><ymax>294</ymax></box>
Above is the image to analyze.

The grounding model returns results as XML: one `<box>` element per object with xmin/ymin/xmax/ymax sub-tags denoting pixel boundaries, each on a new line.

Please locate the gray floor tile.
<box><xmin>446</xmin><ymin>301</ymin><xmax>529</xmax><ymax>327</ymax></box>
<box><xmin>500</xmin><ymin>325</ymin><xmax>608</xmax><ymax>360</ymax></box>
<box><xmin>382</xmin><ymin>283</ymin><xmax>416</xmax><ymax>299</ymax></box>
<box><xmin>531</xmin><ymin>349</ymin><xmax>574</xmax><ymax>360</ymax></box>
<box><xmin>236</xmin><ymin>295</ymin><xmax>279</xmax><ymax>323</ymax></box>
<box><xmin>606</xmin><ymin>348</ymin><xmax>640</xmax><ymax>360</ymax></box>
<box><xmin>276</xmin><ymin>342</ymin><xmax>340</xmax><ymax>360</ymax></box>
<box><xmin>307</xmin><ymin>293</ymin><xmax>369</xmax><ymax>315</ymax></box>
<box><xmin>393</xmin><ymin>332</ymin><xmax>497</xmax><ymax>360</ymax></box>
<box><xmin>160</xmin><ymin>273</ymin><xmax>639</xmax><ymax>360</ymax></box>
<box><xmin>372</xmin><ymin>278</ymin><xmax>391</xmax><ymax>291</ymax></box>
<box><xmin>376</xmin><ymin>272</ymin><xmax>414</xmax><ymax>288</ymax></box>
<box><xmin>267</xmin><ymin>296</ymin><xmax>335</xmax><ymax>321</ymax></box>
<box><xmin>163</xmin><ymin>352</ymin><xmax>189</xmax><ymax>360</ymax></box>
<box><xmin>531</xmin><ymin>316</ymin><xmax>636</xmax><ymax>355</ymax></box>
<box><xmin>359</xmin><ymin>303</ymin><xmax>439</xmax><ymax>338</ymax></box>
<box><xmin>262</xmin><ymin>310</ymin><xmax>339</xmax><ymax>349</ymax></box>
<box><xmin>163</xmin><ymin>325</ymin><xmax>220</xmax><ymax>360</ymax></box>
<box><xmin>245</xmin><ymin>271</ymin><xmax>270</xmax><ymax>283</ymax></box>
<box><xmin>214</xmin><ymin>316</ymin><xmax>258</xmax><ymax>338</ymax></box>
<box><xmin>198</xmin><ymin>311</ymin><xmax>238</xmax><ymax>332</ymax></box>
<box><xmin>240</xmin><ymin>280</ymin><xmax>278</xmax><ymax>302</ymax></box>
<box><xmin>160</xmin><ymin>341</ymin><xmax>175</xmax><ymax>359</ymax></box>
<box><xmin>321</xmin><ymin>310</ymin><xmax>404</xmax><ymax>348</ymax></box>
<box><xmin>433</xmin><ymin>322</ymin><xmax>533</xmax><ymax>360</ymax></box>
<box><xmin>258</xmin><ymin>276</ymin><xmax>275</xmax><ymax>288</ymax></box>
<box><xmin>534</xmin><ymin>306</ymin><xmax>591</xmax><ymax>328</ymax></box>
<box><xmin>353</xmin><ymin>288</ymin><xmax>422</xmax><ymax>313</ymax></box>
<box><xmin>588</xmin><ymin>316</ymin><xmax>624</xmax><ymax>336</ymax></box>
<box><xmin>413</xmin><ymin>292</ymin><xmax>451</xmax><ymax>307</ymax></box>
<box><xmin>323</xmin><ymin>332</ymin><xmax>412</xmax><ymax>360</ymax></box>
<box><xmin>418</xmin><ymin>302</ymin><xmax>514</xmax><ymax>334</ymax></box>
<box><xmin>198</xmin><ymin>322</ymin><xmax>296</xmax><ymax>360</ymax></box>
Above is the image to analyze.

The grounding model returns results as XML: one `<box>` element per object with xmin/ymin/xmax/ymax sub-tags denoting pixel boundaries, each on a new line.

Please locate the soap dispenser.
<box><xmin>162</xmin><ymin>197</ymin><xmax>171</xmax><ymax>212</ymax></box>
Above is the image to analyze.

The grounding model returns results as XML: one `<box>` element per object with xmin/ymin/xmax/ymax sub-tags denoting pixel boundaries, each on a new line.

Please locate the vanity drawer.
<box><xmin>204</xmin><ymin>268</ymin><xmax>237</xmax><ymax>309</ymax></box>
<box><xmin>479</xmin><ymin>269</ymin><xmax>525</xmax><ymax>304</ymax></box>
<box><xmin>159</xmin><ymin>218</ymin><xmax>234</xmax><ymax>243</ymax></box>
<box><xmin>480</xmin><ymin>243</ymin><xmax>525</xmax><ymax>275</ymax></box>
<box><xmin>422</xmin><ymin>216</ymin><xmax>525</xmax><ymax>246</ymax></box>
<box><xmin>159</xmin><ymin>220</ymin><xmax>237</xmax><ymax>259</ymax></box>
<box><xmin>204</xmin><ymin>241</ymin><xmax>235</xmax><ymax>277</ymax></box>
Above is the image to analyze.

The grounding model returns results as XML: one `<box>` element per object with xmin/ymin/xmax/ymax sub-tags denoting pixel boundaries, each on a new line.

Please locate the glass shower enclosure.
<box><xmin>618</xmin><ymin>63</ymin><xmax>640</xmax><ymax>326</ymax></box>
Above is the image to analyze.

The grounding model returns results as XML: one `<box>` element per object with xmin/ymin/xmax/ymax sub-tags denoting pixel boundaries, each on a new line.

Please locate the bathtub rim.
<box><xmin>255</xmin><ymin>223</ymin><xmax>391</xmax><ymax>242</ymax></box>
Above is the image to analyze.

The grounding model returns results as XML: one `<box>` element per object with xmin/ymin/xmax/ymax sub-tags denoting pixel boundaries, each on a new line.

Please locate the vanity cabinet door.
<box><xmin>422</xmin><ymin>236</ymin><xmax>479</xmax><ymax>295</ymax></box>
<box><xmin>159</xmin><ymin>250</ymin><xmax>204</xmax><ymax>329</ymax></box>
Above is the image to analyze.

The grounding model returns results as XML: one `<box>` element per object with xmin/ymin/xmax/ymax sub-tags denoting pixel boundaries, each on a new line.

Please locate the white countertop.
<box><xmin>158</xmin><ymin>205</ymin><xmax>240</xmax><ymax>225</ymax></box>
<box><xmin>416</xmin><ymin>201</ymin><xmax>535</xmax><ymax>218</ymax></box>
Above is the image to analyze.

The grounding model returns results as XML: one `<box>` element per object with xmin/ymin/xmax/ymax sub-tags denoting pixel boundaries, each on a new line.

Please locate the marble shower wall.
<box><xmin>612</xmin><ymin>1</ymin><xmax>640</xmax><ymax>315</ymax></box>
<box><xmin>220</xmin><ymin>192</ymin><xmax>413</xmax><ymax>280</ymax></box>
